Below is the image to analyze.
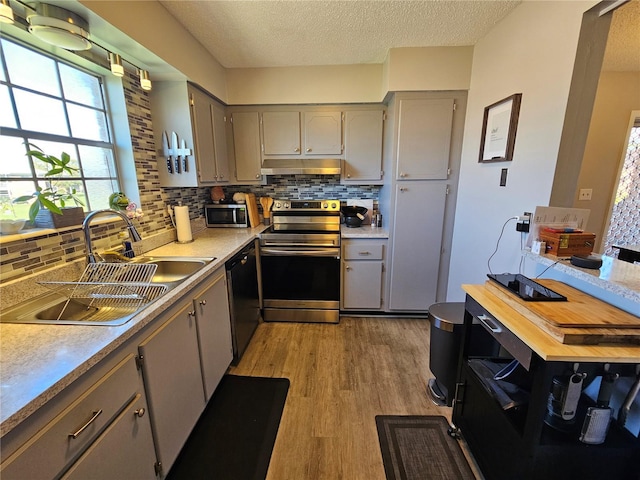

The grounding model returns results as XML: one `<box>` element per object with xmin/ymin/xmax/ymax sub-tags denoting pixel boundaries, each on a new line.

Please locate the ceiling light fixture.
<box><xmin>109</xmin><ymin>52</ymin><xmax>124</xmax><ymax>77</ymax></box>
<box><xmin>0</xmin><ymin>0</ymin><xmax>14</xmax><ymax>24</ymax></box>
<box><xmin>27</xmin><ymin>3</ymin><xmax>91</xmax><ymax>51</ymax></box>
<box><xmin>139</xmin><ymin>69</ymin><xmax>152</xmax><ymax>91</ymax></box>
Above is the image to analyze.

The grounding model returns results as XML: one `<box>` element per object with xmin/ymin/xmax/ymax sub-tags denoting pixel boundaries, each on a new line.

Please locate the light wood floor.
<box><xmin>229</xmin><ymin>316</ymin><xmax>482</xmax><ymax>480</ymax></box>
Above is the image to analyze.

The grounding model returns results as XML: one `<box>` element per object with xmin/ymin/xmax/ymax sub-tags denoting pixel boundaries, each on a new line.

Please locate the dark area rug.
<box><xmin>167</xmin><ymin>375</ymin><xmax>289</xmax><ymax>480</ymax></box>
<box><xmin>376</xmin><ymin>415</ymin><xmax>475</xmax><ymax>480</ymax></box>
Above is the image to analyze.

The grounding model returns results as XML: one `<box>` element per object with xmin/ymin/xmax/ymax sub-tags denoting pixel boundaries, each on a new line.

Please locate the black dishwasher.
<box><xmin>225</xmin><ymin>241</ymin><xmax>260</xmax><ymax>364</ymax></box>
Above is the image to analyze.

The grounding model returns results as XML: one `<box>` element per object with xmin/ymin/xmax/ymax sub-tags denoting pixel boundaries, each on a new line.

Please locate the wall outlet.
<box><xmin>579</xmin><ymin>188</ymin><xmax>593</xmax><ymax>201</ymax></box>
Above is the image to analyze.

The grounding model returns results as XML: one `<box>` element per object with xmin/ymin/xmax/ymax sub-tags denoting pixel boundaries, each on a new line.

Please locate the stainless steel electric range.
<box><xmin>259</xmin><ymin>199</ymin><xmax>341</xmax><ymax>324</ymax></box>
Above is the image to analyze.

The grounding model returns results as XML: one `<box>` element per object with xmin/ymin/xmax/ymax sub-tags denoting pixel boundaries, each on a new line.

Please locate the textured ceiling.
<box><xmin>158</xmin><ymin>0</ymin><xmax>522</xmax><ymax>68</ymax></box>
<box><xmin>603</xmin><ymin>0</ymin><xmax>640</xmax><ymax>72</ymax></box>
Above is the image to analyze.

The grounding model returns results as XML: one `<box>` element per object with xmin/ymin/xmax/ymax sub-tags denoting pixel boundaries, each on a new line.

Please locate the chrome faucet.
<box><xmin>82</xmin><ymin>209</ymin><xmax>142</xmax><ymax>264</ymax></box>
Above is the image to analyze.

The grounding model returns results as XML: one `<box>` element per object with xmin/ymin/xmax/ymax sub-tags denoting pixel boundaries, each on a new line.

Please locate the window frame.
<box><xmin>0</xmin><ymin>33</ymin><xmax>124</xmax><ymax>220</ymax></box>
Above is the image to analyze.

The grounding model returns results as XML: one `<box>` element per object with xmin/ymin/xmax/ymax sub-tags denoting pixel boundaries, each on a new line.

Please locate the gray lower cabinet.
<box><xmin>341</xmin><ymin>239</ymin><xmax>386</xmax><ymax>310</ymax></box>
<box><xmin>0</xmin><ymin>355</ymin><xmax>156</xmax><ymax>480</ymax></box>
<box><xmin>388</xmin><ymin>182</ymin><xmax>447</xmax><ymax>310</ymax></box>
<box><xmin>60</xmin><ymin>393</ymin><xmax>157</xmax><ymax>480</ymax></box>
<box><xmin>193</xmin><ymin>269</ymin><xmax>233</xmax><ymax>401</ymax></box>
<box><xmin>0</xmin><ymin>266</ymin><xmax>235</xmax><ymax>480</ymax></box>
<box><xmin>138</xmin><ymin>300</ymin><xmax>206</xmax><ymax>475</ymax></box>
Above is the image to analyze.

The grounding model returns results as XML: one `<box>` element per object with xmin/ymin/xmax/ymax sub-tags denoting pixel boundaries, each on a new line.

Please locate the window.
<box><xmin>0</xmin><ymin>36</ymin><xmax>120</xmax><ymax>221</ymax></box>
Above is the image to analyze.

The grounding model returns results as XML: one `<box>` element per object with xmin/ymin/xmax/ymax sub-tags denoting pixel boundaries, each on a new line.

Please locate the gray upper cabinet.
<box><xmin>189</xmin><ymin>85</ymin><xmax>230</xmax><ymax>185</ymax></box>
<box><xmin>262</xmin><ymin>111</ymin><xmax>301</xmax><ymax>155</ymax></box>
<box><xmin>395</xmin><ymin>98</ymin><xmax>454</xmax><ymax>180</ymax></box>
<box><xmin>303</xmin><ymin>111</ymin><xmax>342</xmax><ymax>155</ymax></box>
<box><xmin>150</xmin><ymin>81</ymin><xmax>230</xmax><ymax>187</ymax></box>
<box><xmin>261</xmin><ymin>109</ymin><xmax>343</xmax><ymax>158</ymax></box>
<box><xmin>231</xmin><ymin>111</ymin><xmax>263</xmax><ymax>184</ymax></box>
<box><xmin>342</xmin><ymin>109</ymin><xmax>384</xmax><ymax>183</ymax></box>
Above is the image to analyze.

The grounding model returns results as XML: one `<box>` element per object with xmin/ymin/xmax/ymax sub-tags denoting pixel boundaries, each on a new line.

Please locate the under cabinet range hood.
<box><xmin>260</xmin><ymin>159</ymin><xmax>341</xmax><ymax>175</ymax></box>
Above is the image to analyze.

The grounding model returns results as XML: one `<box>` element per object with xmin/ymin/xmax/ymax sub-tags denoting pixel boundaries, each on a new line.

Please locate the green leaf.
<box><xmin>45</xmin><ymin>168</ymin><xmax>64</xmax><ymax>177</ymax></box>
<box><xmin>13</xmin><ymin>194</ymin><xmax>35</xmax><ymax>203</ymax></box>
<box><xmin>40</xmin><ymin>197</ymin><xmax>61</xmax><ymax>214</ymax></box>
<box><xmin>28</xmin><ymin>201</ymin><xmax>40</xmax><ymax>224</ymax></box>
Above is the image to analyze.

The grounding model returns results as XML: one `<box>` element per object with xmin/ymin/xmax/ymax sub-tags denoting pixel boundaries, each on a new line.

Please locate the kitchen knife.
<box><xmin>172</xmin><ymin>131</ymin><xmax>181</xmax><ymax>173</ymax></box>
<box><xmin>181</xmin><ymin>138</ymin><xmax>189</xmax><ymax>172</ymax></box>
<box><xmin>163</xmin><ymin>131</ymin><xmax>173</xmax><ymax>174</ymax></box>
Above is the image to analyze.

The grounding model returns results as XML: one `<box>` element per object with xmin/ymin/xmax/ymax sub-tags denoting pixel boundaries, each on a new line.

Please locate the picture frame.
<box><xmin>478</xmin><ymin>93</ymin><xmax>522</xmax><ymax>163</ymax></box>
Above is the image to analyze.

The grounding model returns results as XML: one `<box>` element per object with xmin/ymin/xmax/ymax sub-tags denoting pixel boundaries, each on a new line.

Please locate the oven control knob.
<box><xmin>323</xmin><ymin>202</ymin><xmax>328</xmax><ymax>209</ymax></box>
<box><xmin>331</xmin><ymin>202</ymin><xmax>337</xmax><ymax>209</ymax></box>
<box><xmin>284</xmin><ymin>202</ymin><xmax>290</xmax><ymax>208</ymax></box>
<box><xmin>275</xmin><ymin>202</ymin><xmax>281</xmax><ymax>208</ymax></box>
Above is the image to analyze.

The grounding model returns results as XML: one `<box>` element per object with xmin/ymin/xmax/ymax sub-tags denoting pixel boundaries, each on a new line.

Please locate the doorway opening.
<box><xmin>603</xmin><ymin>113</ymin><xmax>640</xmax><ymax>256</ymax></box>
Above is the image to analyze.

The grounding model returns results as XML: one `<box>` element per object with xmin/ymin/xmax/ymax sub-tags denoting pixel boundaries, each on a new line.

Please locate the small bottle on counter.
<box><xmin>371</xmin><ymin>211</ymin><xmax>377</xmax><ymax>227</ymax></box>
<box><xmin>376</xmin><ymin>213</ymin><xmax>382</xmax><ymax>228</ymax></box>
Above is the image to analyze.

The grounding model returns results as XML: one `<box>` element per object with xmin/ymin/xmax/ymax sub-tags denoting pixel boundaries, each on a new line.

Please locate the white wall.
<box><xmin>384</xmin><ymin>47</ymin><xmax>473</xmax><ymax>92</ymax></box>
<box><xmin>446</xmin><ymin>1</ymin><xmax>596</xmax><ymax>301</ymax></box>
<box><xmin>226</xmin><ymin>64</ymin><xmax>383</xmax><ymax>104</ymax></box>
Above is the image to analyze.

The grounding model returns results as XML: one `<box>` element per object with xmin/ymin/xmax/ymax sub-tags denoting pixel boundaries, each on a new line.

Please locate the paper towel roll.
<box><xmin>174</xmin><ymin>205</ymin><xmax>193</xmax><ymax>243</ymax></box>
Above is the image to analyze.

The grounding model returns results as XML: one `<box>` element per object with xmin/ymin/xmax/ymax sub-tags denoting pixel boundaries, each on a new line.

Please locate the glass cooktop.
<box><xmin>487</xmin><ymin>273</ymin><xmax>567</xmax><ymax>301</ymax></box>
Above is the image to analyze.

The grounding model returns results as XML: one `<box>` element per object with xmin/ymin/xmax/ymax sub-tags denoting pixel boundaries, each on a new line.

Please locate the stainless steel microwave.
<box><xmin>205</xmin><ymin>204</ymin><xmax>249</xmax><ymax>228</ymax></box>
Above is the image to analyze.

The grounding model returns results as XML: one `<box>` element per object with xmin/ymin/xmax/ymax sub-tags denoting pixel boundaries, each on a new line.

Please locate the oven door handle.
<box><xmin>260</xmin><ymin>247</ymin><xmax>340</xmax><ymax>259</ymax></box>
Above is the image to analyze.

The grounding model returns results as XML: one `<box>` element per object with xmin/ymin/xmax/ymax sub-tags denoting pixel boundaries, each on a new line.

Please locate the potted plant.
<box><xmin>14</xmin><ymin>143</ymin><xmax>85</xmax><ymax>228</ymax></box>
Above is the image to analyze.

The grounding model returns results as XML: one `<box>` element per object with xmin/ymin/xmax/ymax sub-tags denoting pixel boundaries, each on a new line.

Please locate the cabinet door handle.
<box><xmin>400</xmin><ymin>187</ymin><xmax>408</xmax><ymax>192</ymax></box>
<box><xmin>199</xmin><ymin>300</ymin><xmax>207</xmax><ymax>306</ymax></box>
<box><xmin>134</xmin><ymin>408</ymin><xmax>146</xmax><ymax>418</ymax></box>
<box><xmin>477</xmin><ymin>314</ymin><xmax>502</xmax><ymax>333</ymax></box>
<box><xmin>306</xmin><ymin>148</ymin><xmax>312</xmax><ymax>152</ymax></box>
<box><xmin>188</xmin><ymin>310</ymin><xmax>196</xmax><ymax>317</ymax></box>
<box><xmin>69</xmin><ymin>409</ymin><xmax>103</xmax><ymax>439</ymax></box>
<box><xmin>256</xmin><ymin>173</ymin><xmax>261</xmax><ymax>179</ymax></box>
<box><xmin>400</xmin><ymin>172</ymin><xmax>407</xmax><ymax>178</ymax></box>
<box><xmin>345</xmin><ymin>265</ymin><xmax>352</xmax><ymax>271</ymax></box>
<box><xmin>294</xmin><ymin>147</ymin><xmax>300</xmax><ymax>152</ymax></box>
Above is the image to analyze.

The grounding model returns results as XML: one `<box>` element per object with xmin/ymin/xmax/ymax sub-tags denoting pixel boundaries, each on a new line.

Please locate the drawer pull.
<box><xmin>69</xmin><ymin>409</ymin><xmax>103</xmax><ymax>439</ymax></box>
<box><xmin>358</xmin><ymin>251</ymin><xmax>371</xmax><ymax>255</ymax></box>
<box><xmin>477</xmin><ymin>314</ymin><xmax>502</xmax><ymax>334</ymax></box>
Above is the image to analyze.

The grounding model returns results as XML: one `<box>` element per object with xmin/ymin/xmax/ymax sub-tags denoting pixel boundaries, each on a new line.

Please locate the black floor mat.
<box><xmin>166</xmin><ymin>374</ymin><xmax>289</xmax><ymax>480</ymax></box>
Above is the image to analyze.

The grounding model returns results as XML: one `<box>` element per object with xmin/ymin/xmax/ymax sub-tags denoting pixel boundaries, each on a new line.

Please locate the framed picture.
<box><xmin>478</xmin><ymin>93</ymin><xmax>522</xmax><ymax>163</ymax></box>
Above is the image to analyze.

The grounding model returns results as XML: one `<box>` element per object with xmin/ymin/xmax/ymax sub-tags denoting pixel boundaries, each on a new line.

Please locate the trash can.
<box><xmin>427</xmin><ymin>302</ymin><xmax>466</xmax><ymax>407</ymax></box>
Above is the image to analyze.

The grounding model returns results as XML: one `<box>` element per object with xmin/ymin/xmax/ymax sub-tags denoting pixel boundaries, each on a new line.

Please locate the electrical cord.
<box><xmin>535</xmin><ymin>260</ymin><xmax>560</xmax><ymax>278</ymax></box>
<box><xmin>487</xmin><ymin>217</ymin><xmax>518</xmax><ymax>275</ymax></box>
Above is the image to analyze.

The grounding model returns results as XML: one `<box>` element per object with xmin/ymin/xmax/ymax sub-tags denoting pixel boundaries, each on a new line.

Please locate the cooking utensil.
<box><xmin>210</xmin><ymin>186</ymin><xmax>225</xmax><ymax>203</ymax></box>
<box><xmin>245</xmin><ymin>193</ymin><xmax>260</xmax><ymax>228</ymax></box>
<box><xmin>260</xmin><ymin>196</ymin><xmax>273</xmax><ymax>218</ymax></box>
<box><xmin>172</xmin><ymin>131</ymin><xmax>181</xmax><ymax>173</ymax></box>
<box><xmin>163</xmin><ymin>131</ymin><xmax>173</xmax><ymax>174</ymax></box>
<box><xmin>618</xmin><ymin>368</ymin><xmax>640</xmax><ymax>428</ymax></box>
<box><xmin>181</xmin><ymin>138</ymin><xmax>189</xmax><ymax>172</ymax></box>
<box><xmin>341</xmin><ymin>205</ymin><xmax>368</xmax><ymax>228</ymax></box>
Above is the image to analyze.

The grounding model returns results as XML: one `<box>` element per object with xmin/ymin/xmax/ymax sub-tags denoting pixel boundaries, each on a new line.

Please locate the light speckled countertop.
<box><xmin>340</xmin><ymin>225</ymin><xmax>389</xmax><ymax>238</ymax></box>
<box><xmin>523</xmin><ymin>250</ymin><xmax>640</xmax><ymax>307</ymax></box>
<box><xmin>0</xmin><ymin>226</ymin><xmax>266</xmax><ymax>437</ymax></box>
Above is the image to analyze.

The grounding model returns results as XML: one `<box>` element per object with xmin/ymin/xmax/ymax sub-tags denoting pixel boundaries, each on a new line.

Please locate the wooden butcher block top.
<box><xmin>485</xmin><ymin>279</ymin><xmax>639</xmax><ymax>328</ymax></box>
<box><xmin>463</xmin><ymin>284</ymin><xmax>640</xmax><ymax>361</ymax></box>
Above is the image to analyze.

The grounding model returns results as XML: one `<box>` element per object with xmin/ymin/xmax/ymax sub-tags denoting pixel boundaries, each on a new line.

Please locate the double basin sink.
<box><xmin>1</xmin><ymin>256</ymin><xmax>215</xmax><ymax>326</ymax></box>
